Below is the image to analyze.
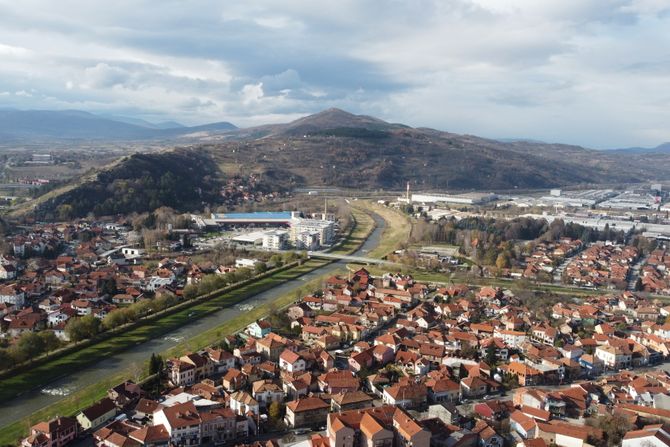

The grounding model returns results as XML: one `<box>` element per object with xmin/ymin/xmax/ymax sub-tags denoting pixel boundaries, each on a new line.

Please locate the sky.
<box><xmin>0</xmin><ymin>0</ymin><xmax>669</xmax><ymax>148</ymax></box>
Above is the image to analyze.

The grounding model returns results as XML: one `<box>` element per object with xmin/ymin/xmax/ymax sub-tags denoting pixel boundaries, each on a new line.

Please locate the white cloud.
<box><xmin>0</xmin><ymin>0</ymin><xmax>667</xmax><ymax>146</ymax></box>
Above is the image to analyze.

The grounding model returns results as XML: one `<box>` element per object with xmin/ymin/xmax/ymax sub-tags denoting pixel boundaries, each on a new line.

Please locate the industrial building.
<box><xmin>410</xmin><ymin>192</ymin><xmax>498</xmax><ymax>205</ymax></box>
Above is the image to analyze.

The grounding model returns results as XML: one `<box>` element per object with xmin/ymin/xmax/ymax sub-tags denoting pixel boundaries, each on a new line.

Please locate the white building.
<box><xmin>290</xmin><ymin>217</ymin><xmax>334</xmax><ymax>247</ymax></box>
<box><xmin>411</xmin><ymin>192</ymin><xmax>498</xmax><ymax>205</ymax></box>
<box><xmin>235</xmin><ymin>258</ymin><xmax>259</xmax><ymax>268</ymax></box>
<box><xmin>623</xmin><ymin>424</ymin><xmax>670</xmax><ymax>447</ymax></box>
<box><xmin>122</xmin><ymin>247</ymin><xmax>146</xmax><ymax>259</ymax></box>
<box><xmin>295</xmin><ymin>231</ymin><xmax>320</xmax><ymax>250</ymax></box>
<box><xmin>0</xmin><ymin>285</ymin><xmax>25</xmax><ymax>307</ymax></box>
<box><xmin>262</xmin><ymin>230</ymin><xmax>289</xmax><ymax>250</ymax></box>
<box><xmin>153</xmin><ymin>401</ymin><xmax>202</xmax><ymax>446</ymax></box>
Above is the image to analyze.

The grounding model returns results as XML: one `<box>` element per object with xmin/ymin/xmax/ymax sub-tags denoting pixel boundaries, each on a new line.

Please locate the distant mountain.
<box><xmin>203</xmin><ymin>109</ymin><xmax>670</xmax><ymax>191</ymax></box>
<box><xmin>611</xmin><ymin>142</ymin><xmax>670</xmax><ymax>154</ymax></box>
<box><xmin>0</xmin><ymin>109</ymin><xmax>236</xmax><ymax>141</ymax></box>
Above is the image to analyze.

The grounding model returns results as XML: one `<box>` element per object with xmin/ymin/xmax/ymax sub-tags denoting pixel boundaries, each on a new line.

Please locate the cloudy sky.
<box><xmin>0</xmin><ymin>0</ymin><xmax>668</xmax><ymax>148</ymax></box>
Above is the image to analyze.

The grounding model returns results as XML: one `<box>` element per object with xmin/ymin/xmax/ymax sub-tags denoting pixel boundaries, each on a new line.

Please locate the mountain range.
<box><xmin>6</xmin><ymin>107</ymin><xmax>670</xmax><ymax>219</ymax></box>
<box><xmin>610</xmin><ymin>142</ymin><xmax>670</xmax><ymax>154</ymax></box>
<box><xmin>0</xmin><ymin>109</ymin><xmax>236</xmax><ymax>141</ymax></box>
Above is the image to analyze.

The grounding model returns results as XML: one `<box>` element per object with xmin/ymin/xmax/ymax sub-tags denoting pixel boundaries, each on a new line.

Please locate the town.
<box><xmin>14</xmin><ymin>257</ymin><xmax>670</xmax><ymax>447</ymax></box>
<box><xmin>5</xmin><ymin>185</ymin><xmax>670</xmax><ymax>447</ymax></box>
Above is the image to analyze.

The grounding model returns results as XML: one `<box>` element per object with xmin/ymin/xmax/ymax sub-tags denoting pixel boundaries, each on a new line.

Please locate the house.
<box><xmin>382</xmin><ymin>382</ymin><xmax>428</xmax><ymax>409</ymax></box>
<box><xmin>251</xmin><ymin>380</ymin><xmax>284</xmax><ymax>408</ymax></box>
<box><xmin>153</xmin><ymin>401</ymin><xmax>202</xmax><ymax>446</ymax></box>
<box><xmin>279</xmin><ymin>349</ymin><xmax>306</xmax><ymax>373</ymax></box>
<box><xmin>285</xmin><ymin>397</ymin><xmax>330</xmax><ymax>428</ymax></box>
<box><xmin>318</xmin><ymin>370</ymin><xmax>360</xmax><ymax>394</ymax></box>
<box><xmin>623</xmin><ymin>424</ymin><xmax>670</xmax><ymax>447</ymax></box>
<box><xmin>247</xmin><ymin>320</ymin><xmax>272</xmax><ymax>339</ymax></box>
<box><xmin>427</xmin><ymin>379</ymin><xmax>460</xmax><ymax>403</ymax></box>
<box><xmin>107</xmin><ymin>381</ymin><xmax>145</xmax><ymax>409</ymax></box>
<box><xmin>506</xmin><ymin>362</ymin><xmax>544</xmax><ymax>386</ymax></box>
<box><xmin>460</xmin><ymin>376</ymin><xmax>488</xmax><ymax>399</ymax></box>
<box><xmin>205</xmin><ymin>348</ymin><xmax>236</xmax><ymax>373</ymax></box>
<box><xmin>536</xmin><ymin>421</ymin><xmax>599</xmax><ymax>447</ymax></box>
<box><xmin>510</xmin><ymin>410</ymin><xmax>538</xmax><ymax>439</ymax></box>
<box><xmin>0</xmin><ymin>284</ymin><xmax>25</xmax><ymax>307</ymax></box>
<box><xmin>222</xmin><ymin>368</ymin><xmax>247</xmax><ymax>391</ymax></box>
<box><xmin>21</xmin><ymin>417</ymin><xmax>78</xmax><ymax>447</ymax></box>
<box><xmin>169</xmin><ymin>360</ymin><xmax>196</xmax><ymax>386</ymax></box>
<box><xmin>127</xmin><ymin>425</ymin><xmax>170</xmax><ymax>447</ymax></box>
<box><xmin>595</xmin><ymin>345</ymin><xmax>632</xmax><ymax>370</ymax></box>
<box><xmin>256</xmin><ymin>335</ymin><xmax>287</xmax><ymax>361</ymax></box>
<box><xmin>76</xmin><ymin>397</ymin><xmax>117</xmax><ymax>431</ymax></box>
<box><xmin>326</xmin><ymin>405</ymin><xmax>430</xmax><ymax>447</ymax></box>
<box><xmin>331</xmin><ymin>391</ymin><xmax>375</xmax><ymax>412</ymax></box>
<box><xmin>199</xmin><ymin>408</ymin><xmax>249</xmax><ymax>444</ymax></box>
<box><xmin>494</xmin><ymin>329</ymin><xmax>527</xmax><ymax>348</ymax></box>
<box><xmin>229</xmin><ymin>391</ymin><xmax>260</xmax><ymax>416</ymax></box>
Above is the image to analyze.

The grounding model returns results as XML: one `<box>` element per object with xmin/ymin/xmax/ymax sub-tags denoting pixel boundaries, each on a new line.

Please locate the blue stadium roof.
<box><xmin>213</xmin><ymin>212</ymin><xmax>293</xmax><ymax>220</ymax></box>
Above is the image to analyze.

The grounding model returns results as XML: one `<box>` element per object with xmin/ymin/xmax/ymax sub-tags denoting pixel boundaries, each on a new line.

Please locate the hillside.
<box><xmin>17</xmin><ymin>108</ymin><xmax>670</xmax><ymax>219</ymax></box>
<box><xmin>204</xmin><ymin>109</ymin><xmax>669</xmax><ymax>191</ymax></box>
<box><xmin>33</xmin><ymin>150</ymin><xmax>224</xmax><ymax>219</ymax></box>
<box><xmin>0</xmin><ymin>109</ymin><xmax>236</xmax><ymax>141</ymax></box>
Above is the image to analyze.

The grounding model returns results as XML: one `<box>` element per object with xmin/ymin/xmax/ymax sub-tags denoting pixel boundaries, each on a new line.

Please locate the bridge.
<box><xmin>307</xmin><ymin>251</ymin><xmax>398</xmax><ymax>265</ymax></box>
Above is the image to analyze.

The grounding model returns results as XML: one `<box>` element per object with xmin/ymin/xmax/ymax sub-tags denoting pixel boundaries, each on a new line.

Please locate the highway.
<box><xmin>0</xmin><ymin>212</ymin><xmax>387</xmax><ymax>428</ymax></box>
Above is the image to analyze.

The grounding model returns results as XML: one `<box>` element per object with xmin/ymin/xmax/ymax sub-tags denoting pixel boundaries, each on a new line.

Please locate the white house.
<box><xmin>279</xmin><ymin>350</ymin><xmax>306</xmax><ymax>373</ymax></box>
<box><xmin>623</xmin><ymin>424</ymin><xmax>670</xmax><ymax>447</ymax></box>
<box><xmin>0</xmin><ymin>284</ymin><xmax>25</xmax><ymax>307</ymax></box>
<box><xmin>153</xmin><ymin>401</ymin><xmax>202</xmax><ymax>446</ymax></box>
<box><xmin>229</xmin><ymin>391</ymin><xmax>260</xmax><ymax>416</ymax></box>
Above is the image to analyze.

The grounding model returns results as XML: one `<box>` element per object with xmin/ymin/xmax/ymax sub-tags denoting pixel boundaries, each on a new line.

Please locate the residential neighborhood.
<box><xmin>20</xmin><ymin>267</ymin><xmax>670</xmax><ymax>447</ymax></box>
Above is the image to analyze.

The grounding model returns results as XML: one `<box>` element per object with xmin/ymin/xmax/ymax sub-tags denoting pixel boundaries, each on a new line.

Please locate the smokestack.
<box><xmin>406</xmin><ymin>181</ymin><xmax>410</xmax><ymax>202</ymax></box>
<box><xmin>324</xmin><ymin>197</ymin><xmax>328</xmax><ymax>220</ymax></box>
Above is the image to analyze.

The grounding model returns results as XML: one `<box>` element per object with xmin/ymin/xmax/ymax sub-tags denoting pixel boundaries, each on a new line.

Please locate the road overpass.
<box><xmin>307</xmin><ymin>251</ymin><xmax>398</xmax><ymax>265</ymax></box>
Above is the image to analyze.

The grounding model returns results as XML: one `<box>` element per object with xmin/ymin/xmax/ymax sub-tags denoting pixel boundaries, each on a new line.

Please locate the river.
<box><xmin>0</xmin><ymin>212</ymin><xmax>386</xmax><ymax>427</ymax></box>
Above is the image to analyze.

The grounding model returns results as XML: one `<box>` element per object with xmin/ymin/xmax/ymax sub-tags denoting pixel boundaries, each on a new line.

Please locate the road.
<box><xmin>627</xmin><ymin>254</ymin><xmax>649</xmax><ymax>291</ymax></box>
<box><xmin>0</xmin><ymin>213</ymin><xmax>387</xmax><ymax>429</ymax></box>
<box><xmin>308</xmin><ymin>251</ymin><xmax>398</xmax><ymax>265</ymax></box>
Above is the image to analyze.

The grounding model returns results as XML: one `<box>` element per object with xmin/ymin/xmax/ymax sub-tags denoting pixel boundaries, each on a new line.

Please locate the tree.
<box><xmin>495</xmin><ymin>252</ymin><xmax>511</xmax><ymax>270</ymax></box>
<box><xmin>588</xmin><ymin>413</ymin><xmax>633</xmax><ymax>447</ymax></box>
<box><xmin>254</xmin><ymin>262</ymin><xmax>268</xmax><ymax>275</ymax></box>
<box><xmin>268</xmin><ymin>401</ymin><xmax>283</xmax><ymax>422</ymax></box>
<box><xmin>484</xmin><ymin>343</ymin><xmax>498</xmax><ymax>366</ymax></box>
<box><xmin>16</xmin><ymin>332</ymin><xmax>45</xmax><ymax>360</ymax></box>
<box><xmin>65</xmin><ymin>315</ymin><xmax>101</xmax><ymax>342</ymax></box>
<box><xmin>56</xmin><ymin>204</ymin><xmax>74</xmax><ymax>221</ymax></box>
<box><xmin>149</xmin><ymin>353</ymin><xmax>164</xmax><ymax>375</ymax></box>
<box><xmin>635</xmin><ymin>277</ymin><xmax>644</xmax><ymax>292</ymax></box>
<box><xmin>39</xmin><ymin>331</ymin><xmax>61</xmax><ymax>354</ymax></box>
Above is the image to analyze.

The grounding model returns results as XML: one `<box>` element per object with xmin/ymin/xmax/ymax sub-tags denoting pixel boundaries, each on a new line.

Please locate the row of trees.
<box><xmin>0</xmin><ymin>331</ymin><xmax>62</xmax><ymax>369</ymax></box>
<box><xmin>101</xmin><ymin>293</ymin><xmax>180</xmax><ymax>331</ymax></box>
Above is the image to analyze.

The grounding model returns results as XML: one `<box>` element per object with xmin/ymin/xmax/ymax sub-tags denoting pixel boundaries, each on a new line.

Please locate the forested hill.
<box><xmin>34</xmin><ymin>150</ymin><xmax>223</xmax><ymax>219</ymax></box>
